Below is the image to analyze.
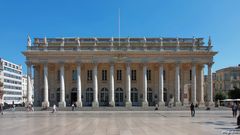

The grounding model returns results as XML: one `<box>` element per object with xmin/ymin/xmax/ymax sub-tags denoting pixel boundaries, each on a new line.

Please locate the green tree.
<box><xmin>228</xmin><ymin>87</ymin><xmax>240</xmax><ymax>99</ymax></box>
<box><xmin>214</xmin><ymin>90</ymin><xmax>227</xmax><ymax>101</ymax></box>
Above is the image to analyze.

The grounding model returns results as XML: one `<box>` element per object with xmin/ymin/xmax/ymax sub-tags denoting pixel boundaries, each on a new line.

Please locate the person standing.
<box><xmin>190</xmin><ymin>103</ymin><xmax>195</xmax><ymax>117</ymax></box>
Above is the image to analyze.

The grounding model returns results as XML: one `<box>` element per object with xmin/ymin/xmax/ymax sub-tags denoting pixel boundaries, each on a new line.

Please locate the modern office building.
<box><xmin>23</xmin><ymin>36</ymin><xmax>217</xmax><ymax>107</ymax></box>
<box><xmin>0</xmin><ymin>58</ymin><xmax>23</xmax><ymax>104</ymax></box>
<box><xmin>0</xmin><ymin>62</ymin><xmax>3</xmax><ymax>103</ymax></box>
<box><xmin>214</xmin><ymin>65</ymin><xmax>240</xmax><ymax>91</ymax></box>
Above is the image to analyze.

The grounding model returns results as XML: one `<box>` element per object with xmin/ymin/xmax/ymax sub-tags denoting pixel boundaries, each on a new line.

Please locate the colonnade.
<box><xmin>26</xmin><ymin>62</ymin><xmax>214</xmax><ymax>107</ymax></box>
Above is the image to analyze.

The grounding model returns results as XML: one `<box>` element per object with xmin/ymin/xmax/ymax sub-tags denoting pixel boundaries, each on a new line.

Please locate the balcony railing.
<box><xmin>27</xmin><ymin>44</ymin><xmax>211</xmax><ymax>52</ymax></box>
<box><xmin>27</xmin><ymin>37</ymin><xmax>211</xmax><ymax>52</ymax></box>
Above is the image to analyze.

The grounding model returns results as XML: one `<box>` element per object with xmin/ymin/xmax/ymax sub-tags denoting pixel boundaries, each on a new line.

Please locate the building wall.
<box><xmin>0</xmin><ymin>58</ymin><xmax>22</xmax><ymax>104</ymax></box>
<box><xmin>214</xmin><ymin>66</ymin><xmax>240</xmax><ymax>91</ymax></box>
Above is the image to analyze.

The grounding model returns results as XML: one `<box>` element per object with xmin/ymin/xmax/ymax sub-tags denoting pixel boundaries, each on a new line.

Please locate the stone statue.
<box><xmin>208</xmin><ymin>36</ymin><xmax>212</xmax><ymax>47</ymax></box>
<box><xmin>27</xmin><ymin>35</ymin><xmax>31</xmax><ymax>46</ymax></box>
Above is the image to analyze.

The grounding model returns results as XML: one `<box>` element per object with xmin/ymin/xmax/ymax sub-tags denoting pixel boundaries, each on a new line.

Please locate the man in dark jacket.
<box><xmin>237</xmin><ymin>114</ymin><xmax>240</xmax><ymax>129</ymax></box>
<box><xmin>190</xmin><ymin>103</ymin><xmax>195</xmax><ymax>117</ymax></box>
<box><xmin>0</xmin><ymin>103</ymin><xmax>3</xmax><ymax>115</ymax></box>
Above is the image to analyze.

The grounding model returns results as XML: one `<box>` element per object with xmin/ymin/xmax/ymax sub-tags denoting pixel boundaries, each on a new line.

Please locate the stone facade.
<box><xmin>23</xmin><ymin>37</ymin><xmax>217</xmax><ymax>107</ymax></box>
<box><xmin>214</xmin><ymin>65</ymin><xmax>240</xmax><ymax>91</ymax></box>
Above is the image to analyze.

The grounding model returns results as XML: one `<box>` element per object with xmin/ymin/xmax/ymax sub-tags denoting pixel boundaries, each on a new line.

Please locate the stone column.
<box><xmin>59</xmin><ymin>63</ymin><xmax>66</xmax><ymax>107</ymax></box>
<box><xmin>42</xmin><ymin>63</ymin><xmax>49</xmax><ymax>107</ymax></box>
<box><xmin>207</xmin><ymin>63</ymin><xmax>214</xmax><ymax>106</ymax></box>
<box><xmin>109</xmin><ymin>64</ymin><xmax>115</xmax><ymax>107</ymax></box>
<box><xmin>199</xmin><ymin>65</ymin><xmax>205</xmax><ymax>107</ymax></box>
<box><xmin>76</xmin><ymin>63</ymin><xmax>82</xmax><ymax>107</ymax></box>
<box><xmin>175</xmin><ymin>63</ymin><xmax>181</xmax><ymax>106</ymax></box>
<box><xmin>158</xmin><ymin>64</ymin><xmax>165</xmax><ymax>107</ymax></box>
<box><xmin>92</xmin><ymin>63</ymin><xmax>99</xmax><ymax>107</ymax></box>
<box><xmin>142</xmin><ymin>64</ymin><xmax>148</xmax><ymax>107</ymax></box>
<box><xmin>125</xmin><ymin>63</ymin><xmax>132</xmax><ymax>107</ymax></box>
<box><xmin>26</xmin><ymin>63</ymin><xmax>33</xmax><ymax>106</ymax></box>
<box><xmin>191</xmin><ymin>64</ymin><xmax>197</xmax><ymax>104</ymax></box>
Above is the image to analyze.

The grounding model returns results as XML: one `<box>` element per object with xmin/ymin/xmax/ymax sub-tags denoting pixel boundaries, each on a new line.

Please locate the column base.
<box><xmin>198</xmin><ymin>101</ymin><xmax>205</xmax><ymax>107</ymax></box>
<box><xmin>42</xmin><ymin>101</ymin><xmax>49</xmax><ymax>108</ymax></box>
<box><xmin>58</xmin><ymin>101</ymin><xmax>66</xmax><ymax>108</ymax></box>
<box><xmin>125</xmin><ymin>101</ymin><xmax>132</xmax><ymax>108</ymax></box>
<box><xmin>158</xmin><ymin>101</ymin><xmax>165</xmax><ymax>107</ymax></box>
<box><xmin>109</xmin><ymin>101</ymin><xmax>115</xmax><ymax>107</ymax></box>
<box><xmin>174</xmin><ymin>101</ymin><xmax>182</xmax><ymax>106</ymax></box>
<box><xmin>207</xmin><ymin>101</ymin><xmax>214</xmax><ymax>107</ymax></box>
<box><xmin>92</xmin><ymin>101</ymin><xmax>99</xmax><ymax>108</ymax></box>
<box><xmin>76</xmin><ymin>101</ymin><xmax>82</xmax><ymax>107</ymax></box>
<box><xmin>142</xmin><ymin>101</ymin><xmax>148</xmax><ymax>108</ymax></box>
<box><xmin>183</xmin><ymin>102</ymin><xmax>189</xmax><ymax>106</ymax></box>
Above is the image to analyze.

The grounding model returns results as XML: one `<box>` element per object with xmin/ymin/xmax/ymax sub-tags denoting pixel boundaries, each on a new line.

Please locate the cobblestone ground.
<box><xmin>0</xmin><ymin>111</ymin><xmax>239</xmax><ymax>135</ymax></box>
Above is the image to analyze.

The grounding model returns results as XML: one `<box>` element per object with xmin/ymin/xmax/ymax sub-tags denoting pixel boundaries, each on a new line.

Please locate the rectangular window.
<box><xmin>190</xmin><ymin>70</ymin><xmax>192</xmax><ymax>81</ymax></box>
<box><xmin>72</xmin><ymin>70</ymin><xmax>77</xmax><ymax>81</ymax></box>
<box><xmin>163</xmin><ymin>70</ymin><xmax>166</xmax><ymax>80</ymax></box>
<box><xmin>131</xmin><ymin>70</ymin><xmax>137</xmax><ymax>81</ymax></box>
<box><xmin>147</xmin><ymin>70</ymin><xmax>151</xmax><ymax>80</ymax></box>
<box><xmin>87</xmin><ymin>70</ymin><xmax>92</xmax><ymax>81</ymax></box>
<box><xmin>102</xmin><ymin>70</ymin><xmax>107</xmax><ymax>80</ymax></box>
<box><xmin>117</xmin><ymin>70</ymin><xmax>122</xmax><ymax>80</ymax></box>
<box><xmin>57</xmin><ymin>70</ymin><xmax>60</xmax><ymax>81</ymax></box>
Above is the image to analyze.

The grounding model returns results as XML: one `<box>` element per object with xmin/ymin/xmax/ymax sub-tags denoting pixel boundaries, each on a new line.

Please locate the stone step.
<box><xmin>4</xmin><ymin>106</ymin><xmax>231</xmax><ymax>112</ymax></box>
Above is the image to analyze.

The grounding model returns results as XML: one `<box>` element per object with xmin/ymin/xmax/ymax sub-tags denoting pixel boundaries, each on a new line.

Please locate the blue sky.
<box><xmin>0</xmin><ymin>0</ymin><xmax>240</xmax><ymax>74</ymax></box>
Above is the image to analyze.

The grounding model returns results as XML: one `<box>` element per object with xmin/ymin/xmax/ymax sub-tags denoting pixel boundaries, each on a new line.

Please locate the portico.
<box><xmin>23</xmin><ymin>37</ymin><xmax>217</xmax><ymax>108</ymax></box>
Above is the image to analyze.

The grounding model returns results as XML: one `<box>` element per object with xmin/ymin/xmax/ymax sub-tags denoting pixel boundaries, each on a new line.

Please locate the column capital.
<box><xmin>199</xmin><ymin>64</ymin><xmax>205</xmax><ymax>69</ymax></box>
<box><xmin>25</xmin><ymin>61</ymin><xmax>32</xmax><ymax>66</ymax></box>
<box><xmin>43</xmin><ymin>62</ymin><xmax>48</xmax><ymax>67</ymax></box>
<box><xmin>76</xmin><ymin>62</ymin><xmax>82</xmax><ymax>66</ymax></box>
<box><xmin>109</xmin><ymin>62</ymin><xmax>115</xmax><ymax>66</ymax></box>
<box><xmin>175</xmin><ymin>62</ymin><xmax>181</xmax><ymax>66</ymax></box>
<box><xmin>207</xmin><ymin>62</ymin><xmax>214</xmax><ymax>67</ymax></box>
<box><xmin>126</xmin><ymin>62</ymin><xmax>131</xmax><ymax>67</ymax></box>
<box><xmin>139</xmin><ymin>63</ymin><xmax>148</xmax><ymax>68</ymax></box>
<box><xmin>175</xmin><ymin>61</ymin><xmax>180</xmax><ymax>67</ymax></box>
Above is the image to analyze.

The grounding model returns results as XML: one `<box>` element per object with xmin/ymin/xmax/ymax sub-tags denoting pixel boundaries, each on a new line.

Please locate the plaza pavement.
<box><xmin>0</xmin><ymin>110</ymin><xmax>239</xmax><ymax>135</ymax></box>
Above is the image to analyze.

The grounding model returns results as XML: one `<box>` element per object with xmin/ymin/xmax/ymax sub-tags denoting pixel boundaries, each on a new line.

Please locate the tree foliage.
<box><xmin>214</xmin><ymin>90</ymin><xmax>227</xmax><ymax>101</ymax></box>
<box><xmin>228</xmin><ymin>87</ymin><xmax>240</xmax><ymax>99</ymax></box>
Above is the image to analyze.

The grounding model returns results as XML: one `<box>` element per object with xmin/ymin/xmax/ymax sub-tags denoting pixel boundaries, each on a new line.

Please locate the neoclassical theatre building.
<box><xmin>23</xmin><ymin>37</ymin><xmax>217</xmax><ymax>108</ymax></box>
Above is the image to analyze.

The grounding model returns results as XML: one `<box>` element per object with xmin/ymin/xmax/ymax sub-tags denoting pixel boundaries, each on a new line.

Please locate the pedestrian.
<box><xmin>27</xmin><ymin>104</ymin><xmax>31</xmax><ymax>112</ymax></box>
<box><xmin>190</xmin><ymin>103</ymin><xmax>195</xmax><ymax>117</ymax></box>
<box><xmin>232</xmin><ymin>103</ymin><xmax>238</xmax><ymax>117</ymax></box>
<box><xmin>12</xmin><ymin>101</ymin><xmax>15</xmax><ymax>112</ymax></box>
<box><xmin>72</xmin><ymin>103</ymin><xmax>75</xmax><ymax>111</ymax></box>
<box><xmin>154</xmin><ymin>104</ymin><xmax>158</xmax><ymax>111</ymax></box>
<box><xmin>0</xmin><ymin>103</ymin><xmax>3</xmax><ymax>115</ymax></box>
<box><xmin>52</xmin><ymin>104</ymin><xmax>56</xmax><ymax>113</ymax></box>
<box><xmin>237</xmin><ymin>114</ymin><xmax>240</xmax><ymax>129</ymax></box>
<box><xmin>30</xmin><ymin>104</ymin><xmax>34</xmax><ymax>111</ymax></box>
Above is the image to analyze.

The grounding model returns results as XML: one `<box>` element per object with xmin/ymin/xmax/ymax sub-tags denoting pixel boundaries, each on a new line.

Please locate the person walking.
<box><xmin>0</xmin><ymin>103</ymin><xmax>3</xmax><ymax>115</ymax></box>
<box><xmin>52</xmin><ymin>104</ymin><xmax>56</xmax><ymax>113</ymax></box>
<box><xmin>232</xmin><ymin>103</ymin><xmax>238</xmax><ymax>117</ymax></box>
<box><xmin>190</xmin><ymin>103</ymin><xmax>195</xmax><ymax>117</ymax></box>
<box><xmin>237</xmin><ymin>114</ymin><xmax>240</xmax><ymax>129</ymax></box>
<box><xmin>72</xmin><ymin>103</ymin><xmax>75</xmax><ymax>111</ymax></box>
